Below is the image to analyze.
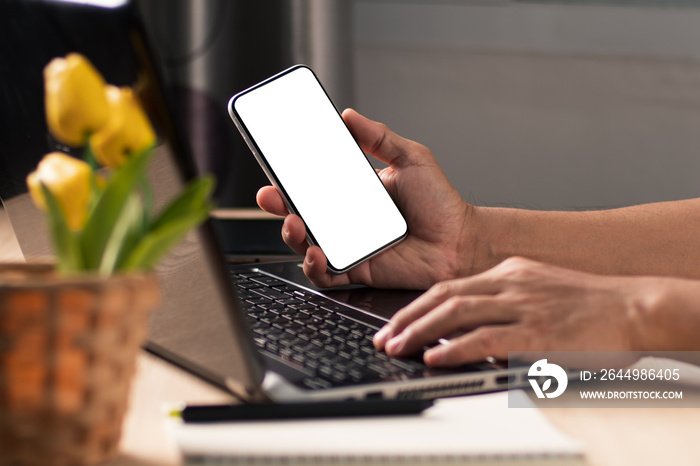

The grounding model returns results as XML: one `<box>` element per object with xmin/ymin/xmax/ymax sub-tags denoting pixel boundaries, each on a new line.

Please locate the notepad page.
<box><xmin>167</xmin><ymin>390</ymin><xmax>583</xmax><ymax>464</ymax></box>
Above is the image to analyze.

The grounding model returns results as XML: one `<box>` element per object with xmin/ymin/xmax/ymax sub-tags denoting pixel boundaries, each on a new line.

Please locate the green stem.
<box><xmin>83</xmin><ymin>141</ymin><xmax>99</xmax><ymax>171</ymax></box>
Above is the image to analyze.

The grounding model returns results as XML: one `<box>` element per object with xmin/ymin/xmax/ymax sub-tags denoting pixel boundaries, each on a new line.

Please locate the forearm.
<box><xmin>466</xmin><ymin>198</ymin><xmax>700</xmax><ymax>279</ymax></box>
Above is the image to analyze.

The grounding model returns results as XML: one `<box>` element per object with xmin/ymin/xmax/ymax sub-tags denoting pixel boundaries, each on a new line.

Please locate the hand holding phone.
<box><xmin>228</xmin><ymin>66</ymin><xmax>408</xmax><ymax>274</ymax></box>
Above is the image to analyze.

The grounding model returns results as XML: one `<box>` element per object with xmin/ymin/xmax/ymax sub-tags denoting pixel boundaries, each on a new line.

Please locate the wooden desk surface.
<box><xmin>4</xmin><ymin>210</ymin><xmax>700</xmax><ymax>465</ymax></box>
<box><xmin>114</xmin><ymin>353</ymin><xmax>234</xmax><ymax>466</ymax></box>
<box><xmin>115</xmin><ymin>352</ymin><xmax>700</xmax><ymax>466</ymax></box>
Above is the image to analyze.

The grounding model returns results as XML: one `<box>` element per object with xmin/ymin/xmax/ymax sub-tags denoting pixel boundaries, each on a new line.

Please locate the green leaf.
<box><xmin>120</xmin><ymin>175</ymin><xmax>214</xmax><ymax>272</ymax></box>
<box><xmin>98</xmin><ymin>193</ymin><xmax>144</xmax><ymax>276</ymax></box>
<box><xmin>114</xmin><ymin>196</ymin><xmax>148</xmax><ymax>271</ymax></box>
<box><xmin>79</xmin><ymin>149</ymin><xmax>153</xmax><ymax>270</ymax></box>
<box><xmin>139</xmin><ymin>172</ymin><xmax>154</xmax><ymax>226</ymax></box>
<box><xmin>83</xmin><ymin>144</ymin><xmax>99</xmax><ymax>171</ymax></box>
<box><xmin>149</xmin><ymin>176</ymin><xmax>215</xmax><ymax>232</ymax></box>
<box><xmin>40</xmin><ymin>183</ymin><xmax>83</xmax><ymax>273</ymax></box>
<box><xmin>121</xmin><ymin>204</ymin><xmax>211</xmax><ymax>271</ymax></box>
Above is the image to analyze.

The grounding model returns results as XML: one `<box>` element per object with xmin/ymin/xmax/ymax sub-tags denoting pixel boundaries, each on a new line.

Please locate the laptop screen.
<box><xmin>0</xmin><ymin>0</ymin><xmax>265</xmax><ymax>396</ymax></box>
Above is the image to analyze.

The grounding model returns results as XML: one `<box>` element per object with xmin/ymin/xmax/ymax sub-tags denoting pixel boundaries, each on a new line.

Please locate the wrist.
<box><xmin>457</xmin><ymin>205</ymin><xmax>514</xmax><ymax>277</ymax></box>
<box><xmin>628</xmin><ymin>277</ymin><xmax>700</xmax><ymax>352</ymax></box>
<box><xmin>456</xmin><ymin>204</ymin><xmax>501</xmax><ymax>277</ymax></box>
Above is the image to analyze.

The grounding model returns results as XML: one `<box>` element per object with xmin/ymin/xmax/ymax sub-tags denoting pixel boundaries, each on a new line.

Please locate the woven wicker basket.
<box><xmin>0</xmin><ymin>263</ymin><xmax>160</xmax><ymax>466</ymax></box>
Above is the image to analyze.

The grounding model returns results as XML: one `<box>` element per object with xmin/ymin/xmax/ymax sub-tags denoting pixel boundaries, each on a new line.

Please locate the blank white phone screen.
<box><xmin>232</xmin><ymin>67</ymin><xmax>407</xmax><ymax>272</ymax></box>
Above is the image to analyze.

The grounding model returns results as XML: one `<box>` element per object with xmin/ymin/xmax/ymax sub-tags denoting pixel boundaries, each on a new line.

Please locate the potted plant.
<box><xmin>0</xmin><ymin>53</ymin><xmax>214</xmax><ymax>465</ymax></box>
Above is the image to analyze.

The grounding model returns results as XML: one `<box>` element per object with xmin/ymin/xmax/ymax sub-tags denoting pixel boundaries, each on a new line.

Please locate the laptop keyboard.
<box><xmin>231</xmin><ymin>271</ymin><xmax>426</xmax><ymax>390</ymax></box>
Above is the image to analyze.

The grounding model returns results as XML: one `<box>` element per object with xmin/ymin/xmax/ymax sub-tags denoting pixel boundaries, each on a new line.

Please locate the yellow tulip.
<box><xmin>26</xmin><ymin>152</ymin><xmax>92</xmax><ymax>231</ymax></box>
<box><xmin>44</xmin><ymin>53</ymin><xmax>109</xmax><ymax>147</ymax></box>
<box><xmin>89</xmin><ymin>85</ymin><xmax>156</xmax><ymax>169</ymax></box>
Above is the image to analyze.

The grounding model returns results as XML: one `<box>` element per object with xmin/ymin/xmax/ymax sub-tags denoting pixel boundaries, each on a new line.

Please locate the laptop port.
<box><xmin>496</xmin><ymin>375</ymin><xmax>515</xmax><ymax>385</ymax></box>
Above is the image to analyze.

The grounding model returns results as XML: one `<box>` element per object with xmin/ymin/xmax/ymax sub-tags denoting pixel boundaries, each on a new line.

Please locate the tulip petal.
<box><xmin>89</xmin><ymin>86</ymin><xmax>156</xmax><ymax>168</ymax></box>
<box><xmin>44</xmin><ymin>53</ymin><xmax>108</xmax><ymax>147</ymax></box>
<box><xmin>27</xmin><ymin>152</ymin><xmax>92</xmax><ymax>231</ymax></box>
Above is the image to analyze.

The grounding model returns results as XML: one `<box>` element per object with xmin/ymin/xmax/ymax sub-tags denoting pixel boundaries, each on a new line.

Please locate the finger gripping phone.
<box><xmin>228</xmin><ymin>65</ymin><xmax>408</xmax><ymax>274</ymax></box>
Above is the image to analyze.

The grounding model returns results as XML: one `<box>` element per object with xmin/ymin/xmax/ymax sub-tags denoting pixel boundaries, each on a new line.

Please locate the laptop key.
<box><xmin>290</xmin><ymin>290</ymin><xmax>317</xmax><ymax>300</ymax></box>
<box><xmin>292</xmin><ymin>342</ymin><xmax>315</xmax><ymax>353</ymax></box>
<box><xmin>359</xmin><ymin>345</ymin><xmax>375</xmax><ymax>355</ymax></box>
<box><xmin>302</xmin><ymin>378</ymin><xmax>331</xmax><ymax>390</ymax></box>
<box><xmin>234</xmin><ymin>272</ymin><xmax>266</xmax><ymax>279</ymax></box>
<box><xmin>250</xmin><ymin>277</ymin><xmax>287</xmax><ymax>287</ymax></box>
<box><xmin>319</xmin><ymin>355</ymin><xmax>343</xmax><ymax>366</ymax></box>
<box><xmin>277</xmin><ymin>297</ymin><xmax>306</xmax><ymax>307</ymax></box>
<box><xmin>258</xmin><ymin>302</ymin><xmax>286</xmax><ymax>311</ymax></box>
<box><xmin>252</xmin><ymin>288</ymin><xmax>289</xmax><ymax>301</ymax></box>
<box><xmin>309</xmin><ymin>338</ymin><xmax>325</xmax><ymax>348</ymax></box>
<box><xmin>246</xmin><ymin>297</ymin><xmax>274</xmax><ymax>306</ymax></box>
<box><xmin>367</xmin><ymin>363</ymin><xmax>399</xmax><ymax>377</ymax></box>
<box><xmin>304</xmin><ymin>359</ymin><xmax>320</xmax><ymax>372</ymax></box>
<box><xmin>237</xmin><ymin>281</ymin><xmax>265</xmax><ymax>290</ymax></box>
<box><xmin>305</xmin><ymin>348</ymin><xmax>327</xmax><ymax>359</ymax></box>
<box><xmin>266</xmin><ymin>330</ymin><xmax>284</xmax><ymax>341</ymax></box>
<box><xmin>291</xmin><ymin>304</ymin><xmax>318</xmax><ymax>313</ymax></box>
<box><xmin>330</xmin><ymin>371</ymin><xmax>350</xmax><ymax>384</ymax></box>
<box><xmin>291</xmin><ymin>353</ymin><xmax>306</xmax><ymax>365</ymax></box>
<box><xmin>323</xmin><ymin>343</ymin><xmax>341</xmax><ymax>352</ymax></box>
<box><xmin>272</xmin><ymin>284</ymin><xmax>295</xmax><ymax>293</ymax></box>
<box><xmin>318</xmin><ymin>365</ymin><xmax>334</xmax><ymax>378</ymax></box>
<box><xmin>351</xmin><ymin>355</ymin><xmax>371</xmax><ymax>366</ymax></box>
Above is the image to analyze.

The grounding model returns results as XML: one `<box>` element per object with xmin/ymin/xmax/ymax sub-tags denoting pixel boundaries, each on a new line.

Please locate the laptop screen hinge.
<box><xmin>225</xmin><ymin>378</ymin><xmax>270</xmax><ymax>403</ymax></box>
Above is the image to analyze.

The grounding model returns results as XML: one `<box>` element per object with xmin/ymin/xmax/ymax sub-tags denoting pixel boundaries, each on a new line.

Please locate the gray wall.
<box><xmin>353</xmin><ymin>1</ymin><xmax>700</xmax><ymax>210</ymax></box>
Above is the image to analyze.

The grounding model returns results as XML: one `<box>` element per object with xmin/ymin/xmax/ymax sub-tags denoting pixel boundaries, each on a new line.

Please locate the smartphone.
<box><xmin>228</xmin><ymin>65</ymin><xmax>408</xmax><ymax>274</ymax></box>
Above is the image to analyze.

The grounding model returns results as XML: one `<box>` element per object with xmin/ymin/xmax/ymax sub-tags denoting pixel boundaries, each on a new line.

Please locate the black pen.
<box><xmin>170</xmin><ymin>398</ymin><xmax>434</xmax><ymax>423</ymax></box>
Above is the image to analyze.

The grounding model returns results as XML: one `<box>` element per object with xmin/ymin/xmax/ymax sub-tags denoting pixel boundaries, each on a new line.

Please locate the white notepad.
<box><xmin>167</xmin><ymin>390</ymin><xmax>584</xmax><ymax>465</ymax></box>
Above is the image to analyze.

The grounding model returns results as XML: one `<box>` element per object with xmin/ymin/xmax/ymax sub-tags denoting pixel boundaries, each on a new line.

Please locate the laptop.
<box><xmin>0</xmin><ymin>0</ymin><xmax>528</xmax><ymax>402</ymax></box>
